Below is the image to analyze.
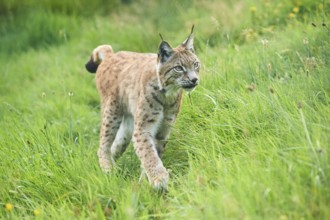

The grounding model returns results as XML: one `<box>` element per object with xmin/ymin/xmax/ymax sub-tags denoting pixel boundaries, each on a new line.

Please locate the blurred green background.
<box><xmin>1</xmin><ymin>0</ymin><xmax>328</xmax><ymax>54</ymax></box>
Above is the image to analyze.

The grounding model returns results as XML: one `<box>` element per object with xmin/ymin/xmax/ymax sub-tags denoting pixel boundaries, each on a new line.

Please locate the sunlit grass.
<box><xmin>0</xmin><ymin>0</ymin><xmax>329</xmax><ymax>219</ymax></box>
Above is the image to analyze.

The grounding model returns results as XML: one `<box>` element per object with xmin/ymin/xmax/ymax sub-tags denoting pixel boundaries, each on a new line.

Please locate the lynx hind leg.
<box><xmin>110</xmin><ymin>115</ymin><xmax>134</xmax><ymax>160</ymax></box>
<box><xmin>98</xmin><ymin>99</ymin><xmax>122</xmax><ymax>172</ymax></box>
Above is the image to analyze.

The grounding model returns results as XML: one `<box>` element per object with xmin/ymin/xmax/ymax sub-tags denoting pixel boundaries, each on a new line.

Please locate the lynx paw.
<box><xmin>98</xmin><ymin>152</ymin><xmax>114</xmax><ymax>173</ymax></box>
<box><xmin>98</xmin><ymin>158</ymin><xmax>112</xmax><ymax>173</ymax></box>
<box><xmin>151</xmin><ymin>169</ymin><xmax>169</xmax><ymax>192</ymax></box>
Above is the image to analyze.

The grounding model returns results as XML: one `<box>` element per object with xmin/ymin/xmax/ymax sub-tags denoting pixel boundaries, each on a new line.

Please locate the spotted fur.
<box><xmin>85</xmin><ymin>27</ymin><xmax>200</xmax><ymax>190</ymax></box>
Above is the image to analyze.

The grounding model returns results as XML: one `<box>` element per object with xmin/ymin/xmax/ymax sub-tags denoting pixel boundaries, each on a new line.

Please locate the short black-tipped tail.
<box><xmin>85</xmin><ymin>58</ymin><xmax>99</xmax><ymax>73</ymax></box>
<box><xmin>85</xmin><ymin>45</ymin><xmax>113</xmax><ymax>74</ymax></box>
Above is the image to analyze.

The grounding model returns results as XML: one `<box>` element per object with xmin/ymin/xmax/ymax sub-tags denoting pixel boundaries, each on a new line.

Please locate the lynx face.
<box><xmin>156</xmin><ymin>28</ymin><xmax>200</xmax><ymax>94</ymax></box>
<box><xmin>160</xmin><ymin>50</ymin><xmax>200</xmax><ymax>92</ymax></box>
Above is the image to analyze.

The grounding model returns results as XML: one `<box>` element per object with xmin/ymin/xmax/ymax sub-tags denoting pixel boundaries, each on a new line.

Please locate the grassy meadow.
<box><xmin>1</xmin><ymin>0</ymin><xmax>329</xmax><ymax>219</ymax></box>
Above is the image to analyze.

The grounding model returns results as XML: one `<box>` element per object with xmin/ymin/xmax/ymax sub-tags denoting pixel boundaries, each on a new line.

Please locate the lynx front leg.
<box><xmin>98</xmin><ymin>99</ymin><xmax>122</xmax><ymax>172</ymax></box>
<box><xmin>133</xmin><ymin>112</ymin><xmax>169</xmax><ymax>190</ymax></box>
<box><xmin>155</xmin><ymin>114</ymin><xmax>177</xmax><ymax>157</ymax></box>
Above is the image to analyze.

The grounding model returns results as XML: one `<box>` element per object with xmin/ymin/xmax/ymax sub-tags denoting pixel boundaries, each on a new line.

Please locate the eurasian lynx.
<box><xmin>85</xmin><ymin>27</ymin><xmax>200</xmax><ymax>190</ymax></box>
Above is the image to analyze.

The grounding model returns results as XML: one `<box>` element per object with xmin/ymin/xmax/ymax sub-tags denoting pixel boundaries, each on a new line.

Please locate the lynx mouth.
<box><xmin>182</xmin><ymin>84</ymin><xmax>198</xmax><ymax>91</ymax></box>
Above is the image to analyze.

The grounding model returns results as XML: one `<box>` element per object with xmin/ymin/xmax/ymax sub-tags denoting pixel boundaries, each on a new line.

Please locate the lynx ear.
<box><xmin>158</xmin><ymin>41</ymin><xmax>173</xmax><ymax>63</ymax></box>
<box><xmin>182</xmin><ymin>25</ymin><xmax>195</xmax><ymax>53</ymax></box>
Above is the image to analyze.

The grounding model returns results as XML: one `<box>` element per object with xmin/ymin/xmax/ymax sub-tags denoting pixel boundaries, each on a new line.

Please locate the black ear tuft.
<box><xmin>158</xmin><ymin>41</ymin><xmax>173</xmax><ymax>63</ymax></box>
<box><xmin>85</xmin><ymin>58</ymin><xmax>99</xmax><ymax>73</ymax></box>
<box><xmin>182</xmin><ymin>25</ymin><xmax>195</xmax><ymax>53</ymax></box>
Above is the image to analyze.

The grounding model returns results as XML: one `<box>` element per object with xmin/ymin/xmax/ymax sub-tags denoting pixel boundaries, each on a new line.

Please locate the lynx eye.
<box><xmin>194</xmin><ymin>61</ymin><xmax>200</xmax><ymax>70</ymax></box>
<box><xmin>173</xmin><ymin>65</ymin><xmax>185</xmax><ymax>73</ymax></box>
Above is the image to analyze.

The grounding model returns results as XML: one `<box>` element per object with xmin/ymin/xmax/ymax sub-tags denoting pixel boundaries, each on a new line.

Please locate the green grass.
<box><xmin>1</xmin><ymin>0</ymin><xmax>329</xmax><ymax>219</ymax></box>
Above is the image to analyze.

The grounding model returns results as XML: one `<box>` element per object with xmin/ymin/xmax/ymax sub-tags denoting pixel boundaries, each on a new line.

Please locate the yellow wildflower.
<box><xmin>5</xmin><ymin>203</ymin><xmax>14</xmax><ymax>212</ymax></box>
<box><xmin>279</xmin><ymin>215</ymin><xmax>288</xmax><ymax>220</ymax></box>
<box><xmin>319</xmin><ymin>4</ymin><xmax>323</xmax><ymax>10</ymax></box>
<box><xmin>288</xmin><ymin>13</ymin><xmax>295</xmax><ymax>19</ymax></box>
<box><xmin>293</xmin><ymin>7</ymin><xmax>299</xmax><ymax>13</ymax></box>
<box><xmin>250</xmin><ymin>6</ymin><xmax>257</xmax><ymax>13</ymax></box>
<box><xmin>34</xmin><ymin>208</ymin><xmax>41</xmax><ymax>216</ymax></box>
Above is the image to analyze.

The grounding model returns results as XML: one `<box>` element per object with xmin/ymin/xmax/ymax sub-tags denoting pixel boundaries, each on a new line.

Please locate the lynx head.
<box><xmin>157</xmin><ymin>25</ymin><xmax>200</xmax><ymax>92</ymax></box>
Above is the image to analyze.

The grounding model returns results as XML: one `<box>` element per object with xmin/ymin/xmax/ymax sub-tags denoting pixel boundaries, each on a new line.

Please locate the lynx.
<box><xmin>85</xmin><ymin>26</ymin><xmax>200</xmax><ymax>190</ymax></box>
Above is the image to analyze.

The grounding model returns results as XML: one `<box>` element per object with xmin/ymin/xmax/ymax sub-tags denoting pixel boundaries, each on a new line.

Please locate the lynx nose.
<box><xmin>191</xmin><ymin>78</ymin><xmax>198</xmax><ymax>84</ymax></box>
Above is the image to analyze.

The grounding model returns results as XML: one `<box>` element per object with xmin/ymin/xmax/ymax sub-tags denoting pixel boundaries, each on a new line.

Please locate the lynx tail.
<box><xmin>85</xmin><ymin>45</ymin><xmax>113</xmax><ymax>73</ymax></box>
